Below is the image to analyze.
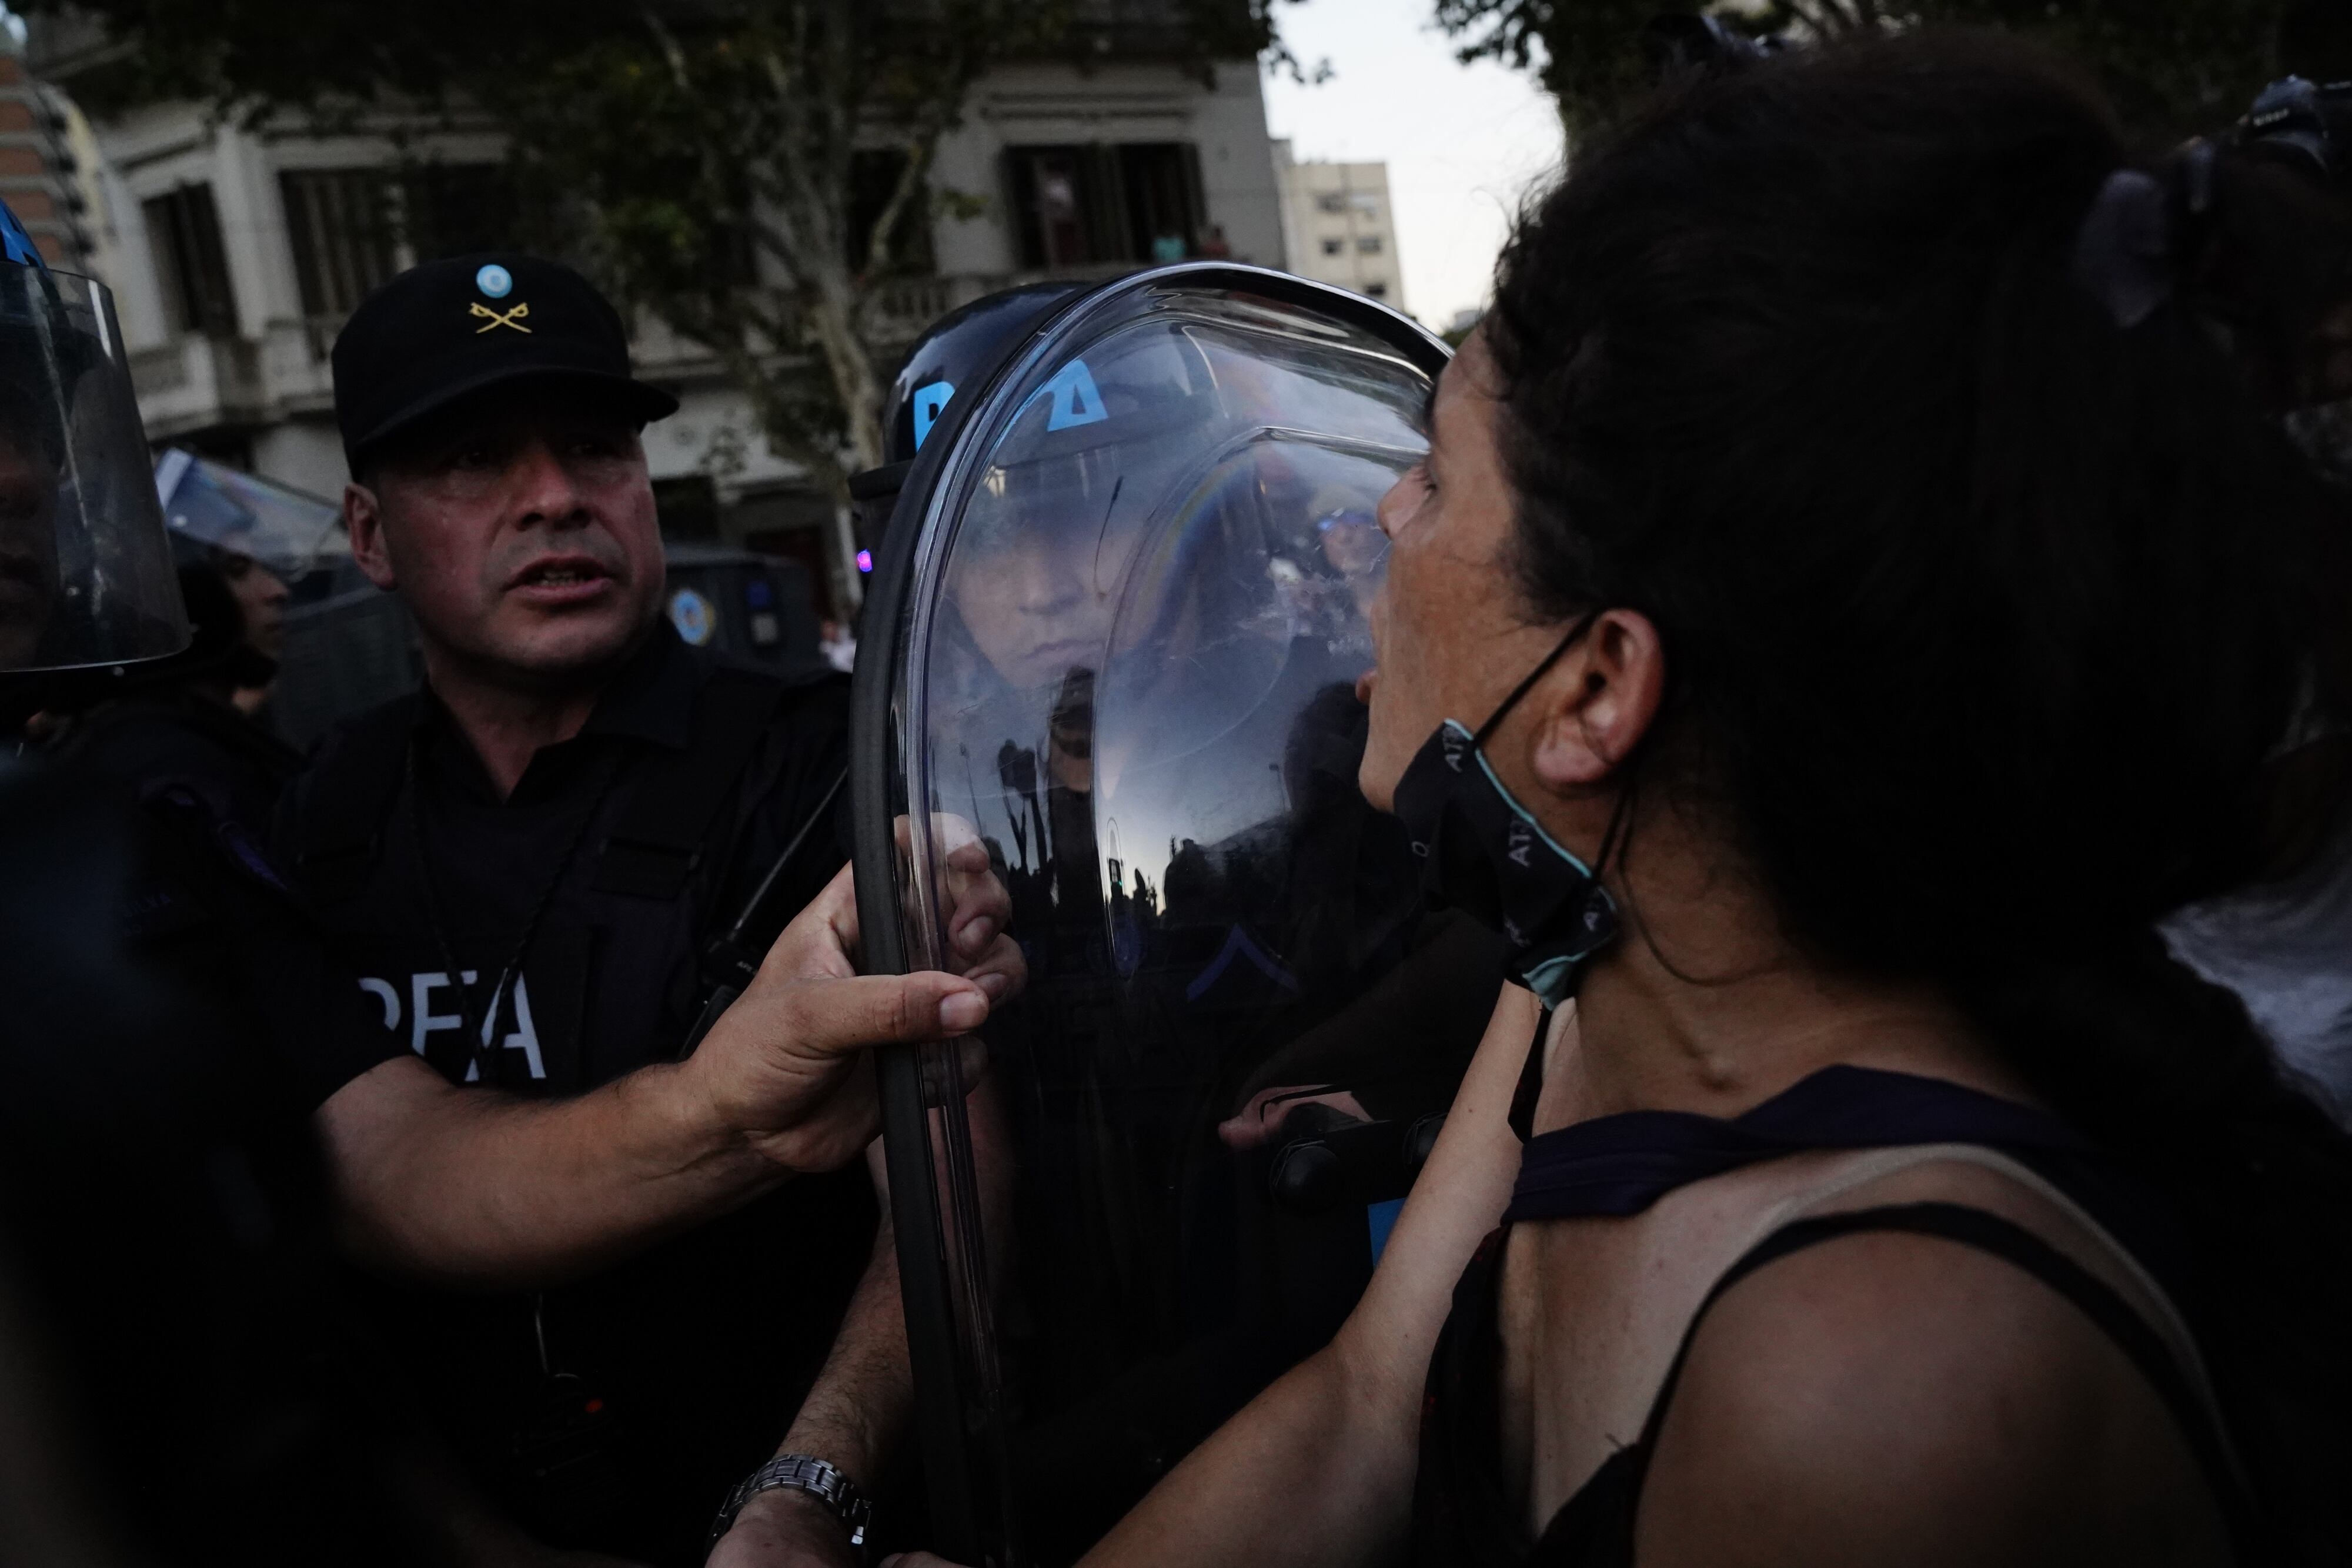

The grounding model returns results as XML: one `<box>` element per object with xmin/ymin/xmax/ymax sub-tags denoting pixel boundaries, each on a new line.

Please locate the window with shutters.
<box><xmin>142</xmin><ymin>184</ymin><xmax>239</xmax><ymax>337</ymax></box>
<box><xmin>281</xmin><ymin>163</ymin><xmax>529</xmax><ymax>324</ymax></box>
<box><xmin>403</xmin><ymin>163</ymin><xmax>522</xmax><ymax>259</ymax></box>
<box><xmin>280</xmin><ymin>170</ymin><xmax>399</xmax><ymax>320</ymax></box>
<box><xmin>1004</xmin><ymin>142</ymin><xmax>1208</xmax><ymax>270</ymax></box>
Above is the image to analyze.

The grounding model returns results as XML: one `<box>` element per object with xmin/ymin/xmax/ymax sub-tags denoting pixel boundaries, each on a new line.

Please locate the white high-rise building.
<box><xmin>1272</xmin><ymin>142</ymin><xmax>1404</xmax><ymax>313</ymax></box>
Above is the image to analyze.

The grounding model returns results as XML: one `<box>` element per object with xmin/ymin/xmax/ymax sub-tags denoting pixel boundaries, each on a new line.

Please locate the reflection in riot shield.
<box><xmin>857</xmin><ymin>267</ymin><xmax>1482</xmax><ymax>1565</ymax></box>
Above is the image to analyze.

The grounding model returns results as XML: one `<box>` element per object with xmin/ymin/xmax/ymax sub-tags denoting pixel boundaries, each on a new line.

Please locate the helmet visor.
<box><xmin>0</xmin><ymin>269</ymin><xmax>186</xmax><ymax>671</ymax></box>
<box><xmin>155</xmin><ymin>449</ymin><xmax>348</xmax><ymax>579</ymax></box>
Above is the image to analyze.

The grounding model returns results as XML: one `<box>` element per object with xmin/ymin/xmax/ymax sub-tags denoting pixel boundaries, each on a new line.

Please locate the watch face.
<box><xmin>864</xmin><ymin>265</ymin><xmax>1450</xmax><ymax>1566</ymax></box>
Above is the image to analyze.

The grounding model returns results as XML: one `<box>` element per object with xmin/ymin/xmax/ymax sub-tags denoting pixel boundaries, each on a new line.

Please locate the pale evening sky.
<box><xmin>1262</xmin><ymin>0</ymin><xmax>1566</xmax><ymax>330</ymax></box>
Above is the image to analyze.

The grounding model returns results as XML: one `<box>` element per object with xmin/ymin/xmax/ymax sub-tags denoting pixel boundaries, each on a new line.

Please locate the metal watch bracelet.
<box><xmin>708</xmin><ymin>1453</ymin><xmax>873</xmax><ymax>1560</ymax></box>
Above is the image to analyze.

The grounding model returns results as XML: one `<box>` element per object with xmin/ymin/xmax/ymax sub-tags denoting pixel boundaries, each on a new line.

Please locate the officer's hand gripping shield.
<box><xmin>0</xmin><ymin>265</ymin><xmax>186</xmax><ymax>674</ymax></box>
<box><xmin>853</xmin><ymin>267</ymin><xmax>1452</xmax><ymax>1565</ymax></box>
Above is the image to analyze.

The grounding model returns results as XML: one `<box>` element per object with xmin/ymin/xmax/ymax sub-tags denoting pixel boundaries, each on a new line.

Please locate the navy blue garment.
<box><xmin>1414</xmin><ymin>1059</ymin><xmax>2250</xmax><ymax>1567</ymax></box>
<box><xmin>1503</xmin><ymin>1063</ymin><xmax>2187</xmax><ymax>1306</ymax></box>
<box><xmin>1508</xmin><ymin>1064</ymin><xmax>2093</xmax><ymax>1218</ymax></box>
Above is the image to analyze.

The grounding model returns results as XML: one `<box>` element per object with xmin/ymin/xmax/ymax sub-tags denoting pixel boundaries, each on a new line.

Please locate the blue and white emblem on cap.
<box><xmin>475</xmin><ymin>263</ymin><xmax>514</xmax><ymax>299</ymax></box>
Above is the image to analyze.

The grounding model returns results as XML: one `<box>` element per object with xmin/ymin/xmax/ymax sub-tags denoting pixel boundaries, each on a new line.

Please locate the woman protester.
<box><xmin>886</xmin><ymin>32</ymin><xmax>2352</xmax><ymax>1568</ymax></box>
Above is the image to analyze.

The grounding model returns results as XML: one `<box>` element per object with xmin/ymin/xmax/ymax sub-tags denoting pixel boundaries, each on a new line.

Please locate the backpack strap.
<box><xmin>288</xmin><ymin>694</ymin><xmax>421</xmax><ymax>905</ymax></box>
<box><xmin>592</xmin><ymin>667</ymin><xmax>786</xmax><ymax>901</ymax></box>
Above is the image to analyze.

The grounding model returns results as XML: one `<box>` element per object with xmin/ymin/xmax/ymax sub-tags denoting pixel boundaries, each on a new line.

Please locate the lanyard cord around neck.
<box><xmin>405</xmin><ymin>740</ymin><xmax>622</xmax><ymax>1088</ymax></box>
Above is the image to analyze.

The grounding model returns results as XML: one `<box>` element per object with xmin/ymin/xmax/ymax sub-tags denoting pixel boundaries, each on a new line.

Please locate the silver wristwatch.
<box><xmin>708</xmin><ymin>1453</ymin><xmax>873</xmax><ymax>1559</ymax></box>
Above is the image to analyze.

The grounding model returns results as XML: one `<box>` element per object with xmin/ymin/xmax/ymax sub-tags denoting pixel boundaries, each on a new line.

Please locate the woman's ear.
<box><xmin>1528</xmin><ymin>609</ymin><xmax>1665</xmax><ymax>790</ymax></box>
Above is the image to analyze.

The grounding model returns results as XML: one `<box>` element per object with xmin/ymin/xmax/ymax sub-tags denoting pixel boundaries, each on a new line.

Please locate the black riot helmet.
<box><xmin>847</xmin><ymin>282</ymin><xmax>1087</xmax><ymax>569</ymax></box>
<box><xmin>0</xmin><ymin>195</ymin><xmax>187</xmax><ymax>707</ymax></box>
<box><xmin>2226</xmin><ymin>77</ymin><xmax>2352</xmax><ymax>487</ymax></box>
<box><xmin>853</xmin><ymin>265</ymin><xmax>1468</xmax><ymax>1564</ymax></box>
<box><xmin>2236</xmin><ymin>75</ymin><xmax>2352</xmax><ymax>190</ymax></box>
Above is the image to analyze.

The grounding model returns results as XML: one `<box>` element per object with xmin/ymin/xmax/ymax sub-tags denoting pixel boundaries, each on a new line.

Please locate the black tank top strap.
<box><xmin>1513</xmin><ymin>1201</ymin><xmax>2257</xmax><ymax>1566</ymax></box>
<box><xmin>1506</xmin><ymin>1008</ymin><xmax>1549</xmax><ymax>1144</ymax></box>
<box><xmin>1413</xmin><ymin>1228</ymin><xmax>1520</xmax><ymax>1568</ymax></box>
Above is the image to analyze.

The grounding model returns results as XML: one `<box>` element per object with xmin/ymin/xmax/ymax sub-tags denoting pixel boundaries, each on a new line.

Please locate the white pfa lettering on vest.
<box><xmin>358</xmin><ymin>977</ymin><xmax>400</xmax><ymax>1030</ymax></box>
<box><xmin>363</xmin><ymin>971</ymin><xmax>548</xmax><ymax>1082</ymax></box>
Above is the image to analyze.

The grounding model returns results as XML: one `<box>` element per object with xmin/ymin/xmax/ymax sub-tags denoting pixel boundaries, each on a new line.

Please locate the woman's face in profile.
<box><xmin>1358</xmin><ymin>333</ymin><xmax>1534</xmax><ymax>808</ymax></box>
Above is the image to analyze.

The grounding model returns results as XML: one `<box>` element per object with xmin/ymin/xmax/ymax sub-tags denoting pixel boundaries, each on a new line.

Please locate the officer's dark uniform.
<box><xmin>272</xmin><ymin>253</ymin><xmax>874</xmax><ymax>1566</ymax></box>
<box><xmin>0</xmin><ymin>751</ymin><xmax>462</xmax><ymax>1567</ymax></box>
<box><xmin>45</xmin><ymin>563</ymin><xmax>299</xmax><ymax>832</ymax></box>
<box><xmin>0</xmin><ymin>188</ymin><xmax>455</xmax><ymax>1565</ymax></box>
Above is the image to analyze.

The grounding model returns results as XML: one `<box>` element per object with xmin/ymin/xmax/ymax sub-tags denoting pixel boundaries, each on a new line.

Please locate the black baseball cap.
<box><xmin>331</xmin><ymin>252</ymin><xmax>679</xmax><ymax>472</ymax></box>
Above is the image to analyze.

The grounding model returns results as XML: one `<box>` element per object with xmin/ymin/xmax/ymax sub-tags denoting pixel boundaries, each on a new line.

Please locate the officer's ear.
<box><xmin>345</xmin><ymin>479</ymin><xmax>399</xmax><ymax>591</ymax></box>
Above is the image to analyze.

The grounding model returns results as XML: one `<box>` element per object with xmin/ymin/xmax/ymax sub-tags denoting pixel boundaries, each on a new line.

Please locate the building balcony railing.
<box><xmin>129</xmin><ymin>332</ymin><xmax>267</xmax><ymax>438</ymax></box>
<box><xmin>127</xmin><ymin>320</ymin><xmax>340</xmax><ymax>440</ymax></box>
<box><xmin>866</xmin><ymin>262</ymin><xmax>1140</xmax><ymax>343</ymax></box>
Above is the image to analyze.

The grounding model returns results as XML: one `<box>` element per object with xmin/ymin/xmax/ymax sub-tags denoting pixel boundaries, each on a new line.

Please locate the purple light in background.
<box><xmin>856</xmin><ymin>549</ymin><xmax>873</xmax><ymax>573</ymax></box>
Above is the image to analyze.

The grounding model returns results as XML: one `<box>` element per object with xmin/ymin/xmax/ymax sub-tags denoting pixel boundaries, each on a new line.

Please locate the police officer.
<box><xmin>37</xmin><ymin>546</ymin><xmax>296</xmax><ymax>828</ymax></box>
<box><xmin>272</xmin><ymin>253</ymin><xmax>1020</xmax><ymax>1566</ymax></box>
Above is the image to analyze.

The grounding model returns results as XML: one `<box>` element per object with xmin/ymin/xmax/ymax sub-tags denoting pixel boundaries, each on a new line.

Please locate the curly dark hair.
<box><xmin>1486</xmin><ymin>31</ymin><xmax>2352</xmax><ymax>1560</ymax></box>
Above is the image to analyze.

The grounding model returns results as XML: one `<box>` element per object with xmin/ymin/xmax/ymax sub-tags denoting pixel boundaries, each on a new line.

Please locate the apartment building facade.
<box><xmin>1272</xmin><ymin>143</ymin><xmax>1403</xmax><ymax>313</ymax></box>
<box><xmin>25</xmin><ymin>29</ymin><xmax>1290</xmax><ymax>618</ymax></box>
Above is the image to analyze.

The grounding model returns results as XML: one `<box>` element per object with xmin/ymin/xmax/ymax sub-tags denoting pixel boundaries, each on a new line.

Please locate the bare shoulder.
<box><xmin>1628</xmin><ymin>1218</ymin><xmax>2230</xmax><ymax>1568</ymax></box>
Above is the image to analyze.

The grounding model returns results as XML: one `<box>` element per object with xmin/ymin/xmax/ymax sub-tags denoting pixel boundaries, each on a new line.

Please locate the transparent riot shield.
<box><xmin>153</xmin><ymin>448</ymin><xmax>349</xmax><ymax>580</ymax></box>
<box><xmin>855</xmin><ymin>268</ymin><xmax>1484</xmax><ymax>1565</ymax></box>
<box><xmin>0</xmin><ymin>268</ymin><xmax>186</xmax><ymax>672</ymax></box>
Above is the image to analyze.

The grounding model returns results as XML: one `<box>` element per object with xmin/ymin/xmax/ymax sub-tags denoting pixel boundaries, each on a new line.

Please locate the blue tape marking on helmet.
<box><xmin>912</xmin><ymin>380</ymin><xmax>956</xmax><ymax>450</ymax></box>
<box><xmin>1043</xmin><ymin>359</ymin><xmax>1107</xmax><ymax>432</ymax></box>
<box><xmin>1004</xmin><ymin>357</ymin><xmax>1112</xmax><ymax>443</ymax></box>
<box><xmin>0</xmin><ymin>196</ymin><xmax>48</xmax><ymax>270</ymax></box>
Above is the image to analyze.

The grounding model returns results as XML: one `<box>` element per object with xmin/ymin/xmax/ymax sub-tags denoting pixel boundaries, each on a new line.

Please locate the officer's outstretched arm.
<box><xmin>1063</xmin><ymin>986</ymin><xmax>1542</xmax><ymax>1568</ymax></box>
<box><xmin>316</xmin><ymin>862</ymin><xmax>1016</xmax><ymax>1287</ymax></box>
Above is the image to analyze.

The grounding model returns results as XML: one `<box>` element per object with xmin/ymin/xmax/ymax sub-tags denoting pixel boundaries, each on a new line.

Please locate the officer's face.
<box><xmin>348</xmin><ymin>389</ymin><xmax>664</xmax><ymax>684</ymax></box>
<box><xmin>214</xmin><ymin>550</ymin><xmax>288</xmax><ymax>661</ymax></box>
<box><xmin>0</xmin><ymin>426</ymin><xmax>59</xmax><ymax>670</ymax></box>
<box><xmin>951</xmin><ymin>460</ymin><xmax>1152</xmax><ymax>692</ymax></box>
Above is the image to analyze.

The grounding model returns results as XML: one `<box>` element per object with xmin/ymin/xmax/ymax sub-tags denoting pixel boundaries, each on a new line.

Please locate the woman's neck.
<box><xmin>1553</xmin><ymin>838</ymin><xmax>2034</xmax><ymax>1122</ymax></box>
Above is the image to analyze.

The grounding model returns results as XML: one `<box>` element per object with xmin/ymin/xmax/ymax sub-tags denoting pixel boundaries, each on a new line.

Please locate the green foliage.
<box><xmin>1433</xmin><ymin>0</ymin><xmax>2352</xmax><ymax>136</ymax></box>
<box><xmin>479</xmin><ymin>2</ymin><xmax>1068</xmax><ymax>482</ymax></box>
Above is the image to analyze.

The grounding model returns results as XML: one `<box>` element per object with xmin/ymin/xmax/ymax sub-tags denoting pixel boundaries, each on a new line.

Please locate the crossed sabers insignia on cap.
<box><xmin>470</xmin><ymin>300</ymin><xmax>532</xmax><ymax>334</ymax></box>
